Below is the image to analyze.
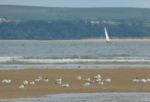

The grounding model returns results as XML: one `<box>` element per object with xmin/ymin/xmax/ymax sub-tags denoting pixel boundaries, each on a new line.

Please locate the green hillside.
<box><xmin>1</xmin><ymin>5</ymin><xmax>150</xmax><ymax>20</ymax></box>
<box><xmin>0</xmin><ymin>20</ymin><xmax>150</xmax><ymax>40</ymax></box>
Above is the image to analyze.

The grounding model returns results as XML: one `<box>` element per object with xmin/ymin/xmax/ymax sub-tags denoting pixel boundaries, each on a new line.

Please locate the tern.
<box><xmin>2</xmin><ymin>79</ymin><xmax>7</xmax><ymax>83</ymax></box>
<box><xmin>97</xmin><ymin>82</ymin><xmax>103</xmax><ymax>85</ymax></box>
<box><xmin>30</xmin><ymin>81</ymin><xmax>35</xmax><ymax>84</ymax></box>
<box><xmin>55</xmin><ymin>81</ymin><xmax>62</xmax><ymax>84</ymax></box>
<box><xmin>140</xmin><ymin>79</ymin><xmax>146</xmax><ymax>83</ymax></box>
<box><xmin>83</xmin><ymin>83</ymin><xmax>90</xmax><ymax>85</ymax></box>
<box><xmin>93</xmin><ymin>74</ymin><xmax>101</xmax><ymax>79</ymax></box>
<box><xmin>103</xmin><ymin>78</ymin><xmax>111</xmax><ymax>82</ymax></box>
<box><xmin>19</xmin><ymin>84</ymin><xmax>24</xmax><ymax>88</ymax></box>
<box><xmin>23</xmin><ymin>80</ymin><xmax>28</xmax><ymax>85</ymax></box>
<box><xmin>76</xmin><ymin>76</ymin><xmax>81</xmax><ymax>80</ymax></box>
<box><xmin>44</xmin><ymin>78</ymin><xmax>49</xmax><ymax>83</ymax></box>
<box><xmin>132</xmin><ymin>77</ymin><xmax>139</xmax><ymax>82</ymax></box>
<box><xmin>55</xmin><ymin>78</ymin><xmax>61</xmax><ymax>82</ymax></box>
<box><xmin>96</xmin><ymin>79</ymin><xmax>101</xmax><ymax>82</ymax></box>
<box><xmin>83</xmin><ymin>78</ymin><xmax>90</xmax><ymax>81</ymax></box>
<box><xmin>62</xmin><ymin>83</ymin><xmax>69</xmax><ymax>87</ymax></box>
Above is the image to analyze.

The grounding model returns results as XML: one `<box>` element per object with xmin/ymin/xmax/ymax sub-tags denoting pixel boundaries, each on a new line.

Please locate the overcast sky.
<box><xmin>0</xmin><ymin>0</ymin><xmax>150</xmax><ymax>8</ymax></box>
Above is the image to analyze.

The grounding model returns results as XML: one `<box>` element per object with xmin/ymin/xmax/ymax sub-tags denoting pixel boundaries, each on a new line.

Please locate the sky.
<box><xmin>0</xmin><ymin>0</ymin><xmax>150</xmax><ymax>8</ymax></box>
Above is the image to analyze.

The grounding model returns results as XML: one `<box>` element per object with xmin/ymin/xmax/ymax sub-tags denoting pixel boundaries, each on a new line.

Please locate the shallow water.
<box><xmin>1</xmin><ymin>64</ymin><xmax>150</xmax><ymax>70</ymax></box>
<box><xmin>0</xmin><ymin>42</ymin><xmax>150</xmax><ymax>69</ymax></box>
<box><xmin>1</xmin><ymin>93</ymin><xmax>150</xmax><ymax>102</ymax></box>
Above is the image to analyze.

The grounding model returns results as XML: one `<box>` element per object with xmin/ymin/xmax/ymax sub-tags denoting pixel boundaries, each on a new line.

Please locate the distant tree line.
<box><xmin>0</xmin><ymin>20</ymin><xmax>150</xmax><ymax>40</ymax></box>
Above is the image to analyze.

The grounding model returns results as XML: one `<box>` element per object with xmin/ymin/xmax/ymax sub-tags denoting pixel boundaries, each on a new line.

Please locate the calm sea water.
<box><xmin>1</xmin><ymin>93</ymin><xmax>150</xmax><ymax>102</ymax></box>
<box><xmin>0</xmin><ymin>42</ymin><xmax>150</xmax><ymax>69</ymax></box>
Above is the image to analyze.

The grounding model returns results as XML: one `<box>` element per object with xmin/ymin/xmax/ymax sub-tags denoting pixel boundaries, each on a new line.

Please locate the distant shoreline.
<box><xmin>0</xmin><ymin>38</ymin><xmax>150</xmax><ymax>42</ymax></box>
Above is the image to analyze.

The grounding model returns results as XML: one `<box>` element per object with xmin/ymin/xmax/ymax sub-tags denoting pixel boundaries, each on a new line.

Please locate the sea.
<box><xmin>1</xmin><ymin>41</ymin><xmax>150</xmax><ymax>102</ymax></box>
<box><xmin>1</xmin><ymin>93</ymin><xmax>150</xmax><ymax>102</ymax></box>
<box><xmin>0</xmin><ymin>41</ymin><xmax>150</xmax><ymax>69</ymax></box>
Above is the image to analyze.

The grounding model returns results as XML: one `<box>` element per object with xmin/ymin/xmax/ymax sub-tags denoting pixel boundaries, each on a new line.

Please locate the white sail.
<box><xmin>104</xmin><ymin>27</ymin><xmax>110</xmax><ymax>42</ymax></box>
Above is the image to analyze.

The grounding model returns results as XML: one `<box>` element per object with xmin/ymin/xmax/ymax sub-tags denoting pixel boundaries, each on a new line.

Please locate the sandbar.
<box><xmin>0</xmin><ymin>68</ymin><xmax>150</xmax><ymax>99</ymax></box>
<box><xmin>0</xmin><ymin>38</ymin><xmax>150</xmax><ymax>42</ymax></box>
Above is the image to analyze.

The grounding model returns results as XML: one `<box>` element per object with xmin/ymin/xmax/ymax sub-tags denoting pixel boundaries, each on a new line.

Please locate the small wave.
<box><xmin>0</xmin><ymin>56</ymin><xmax>150</xmax><ymax>64</ymax></box>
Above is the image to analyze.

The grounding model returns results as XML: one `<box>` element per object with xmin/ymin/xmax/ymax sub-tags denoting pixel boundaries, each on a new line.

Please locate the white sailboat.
<box><xmin>104</xmin><ymin>27</ymin><xmax>110</xmax><ymax>43</ymax></box>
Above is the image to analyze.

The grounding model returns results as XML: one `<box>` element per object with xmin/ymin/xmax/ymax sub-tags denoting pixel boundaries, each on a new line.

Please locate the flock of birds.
<box><xmin>2</xmin><ymin>79</ymin><xmax>11</xmax><ymax>84</ymax></box>
<box><xmin>1</xmin><ymin>76</ymin><xmax>68</xmax><ymax>88</ymax></box>
<box><xmin>81</xmin><ymin>74</ymin><xmax>111</xmax><ymax>86</ymax></box>
<box><xmin>1</xmin><ymin>74</ymin><xmax>111</xmax><ymax>88</ymax></box>
<box><xmin>132</xmin><ymin>77</ymin><xmax>150</xmax><ymax>83</ymax></box>
<box><xmin>2</xmin><ymin>76</ymin><xmax>150</xmax><ymax>89</ymax></box>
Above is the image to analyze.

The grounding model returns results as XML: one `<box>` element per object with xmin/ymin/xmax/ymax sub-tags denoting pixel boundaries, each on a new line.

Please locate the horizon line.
<box><xmin>1</xmin><ymin>4</ymin><xmax>150</xmax><ymax>9</ymax></box>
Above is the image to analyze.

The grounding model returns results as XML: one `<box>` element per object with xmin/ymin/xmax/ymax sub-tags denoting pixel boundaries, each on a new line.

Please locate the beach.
<box><xmin>0</xmin><ymin>38</ymin><xmax>150</xmax><ymax>42</ymax></box>
<box><xmin>0</xmin><ymin>39</ymin><xmax>150</xmax><ymax>100</ymax></box>
<box><xmin>1</xmin><ymin>68</ymin><xmax>150</xmax><ymax>99</ymax></box>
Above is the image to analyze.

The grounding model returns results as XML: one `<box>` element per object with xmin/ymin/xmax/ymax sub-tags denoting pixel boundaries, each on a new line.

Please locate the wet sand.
<box><xmin>1</xmin><ymin>68</ymin><xmax>150</xmax><ymax>99</ymax></box>
<box><xmin>0</xmin><ymin>38</ymin><xmax>150</xmax><ymax>42</ymax></box>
